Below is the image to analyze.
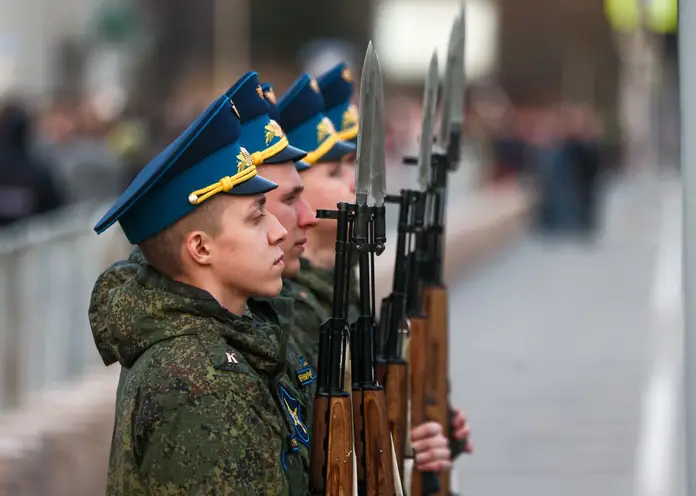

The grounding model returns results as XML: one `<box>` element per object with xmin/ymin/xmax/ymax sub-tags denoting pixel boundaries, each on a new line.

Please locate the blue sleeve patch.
<box><xmin>296</xmin><ymin>365</ymin><xmax>316</xmax><ymax>388</ymax></box>
<box><xmin>278</xmin><ymin>384</ymin><xmax>311</xmax><ymax>447</ymax></box>
<box><xmin>296</xmin><ymin>355</ymin><xmax>316</xmax><ymax>388</ymax></box>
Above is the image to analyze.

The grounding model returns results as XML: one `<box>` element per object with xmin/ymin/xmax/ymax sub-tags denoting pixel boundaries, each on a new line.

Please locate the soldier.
<box><xmin>88</xmin><ymin>93</ymin><xmax>313</xmax><ymax>495</ymax></box>
<box><xmin>226</xmin><ymin>70</ymin><xmax>320</xmax><ymax>407</ymax></box>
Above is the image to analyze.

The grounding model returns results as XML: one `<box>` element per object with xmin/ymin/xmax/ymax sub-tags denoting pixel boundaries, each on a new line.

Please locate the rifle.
<box><xmin>350</xmin><ymin>42</ymin><xmax>398</xmax><ymax>496</ymax></box>
<box><xmin>376</xmin><ymin>50</ymin><xmax>441</xmax><ymax>496</ymax></box>
<box><xmin>419</xmin><ymin>8</ymin><xmax>467</xmax><ymax>496</ymax></box>
<box><xmin>309</xmin><ymin>199</ymin><xmax>354</xmax><ymax>495</ymax></box>
<box><xmin>312</xmin><ymin>42</ymin><xmax>397</xmax><ymax>496</ymax></box>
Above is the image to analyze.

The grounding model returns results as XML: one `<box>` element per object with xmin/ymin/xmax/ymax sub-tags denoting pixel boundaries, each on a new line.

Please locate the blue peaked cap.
<box><xmin>93</xmin><ymin>94</ymin><xmax>277</xmax><ymax>245</ymax></box>
<box><xmin>225</xmin><ymin>72</ymin><xmax>307</xmax><ymax>167</ymax></box>
<box><xmin>259</xmin><ymin>82</ymin><xmax>310</xmax><ymax>172</ymax></box>
<box><xmin>276</xmin><ymin>73</ymin><xmax>355</xmax><ymax>165</ymax></box>
<box><xmin>317</xmin><ymin>62</ymin><xmax>358</xmax><ymax>144</ymax></box>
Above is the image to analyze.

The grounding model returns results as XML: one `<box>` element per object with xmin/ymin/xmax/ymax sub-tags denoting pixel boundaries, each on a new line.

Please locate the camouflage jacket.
<box><xmin>89</xmin><ymin>251</ymin><xmax>315</xmax><ymax>495</ymax></box>
<box><xmin>284</xmin><ymin>257</ymin><xmax>361</xmax><ymax>369</ymax></box>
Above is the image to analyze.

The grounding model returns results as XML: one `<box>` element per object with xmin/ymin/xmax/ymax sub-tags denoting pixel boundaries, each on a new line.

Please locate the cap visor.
<box><xmin>316</xmin><ymin>140</ymin><xmax>356</xmax><ymax>164</ymax></box>
<box><xmin>224</xmin><ymin>174</ymin><xmax>278</xmax><ymax>196</ymax></box>
<box><xmin>263</xmin><ymin>144</ymin><xmax>308</xmax><ymax>164</ymax></box>
<box><xmin>295</xmin><ymin>161</ymin><xmax>311</xmax><ymax>171</ymax></box>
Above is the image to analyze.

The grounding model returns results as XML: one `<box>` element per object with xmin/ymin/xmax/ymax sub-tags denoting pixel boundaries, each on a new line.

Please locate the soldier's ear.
<box><xmin>184</xmin><ymin>230</ymin><xmax>214</xmax><ymax>267</ymax></box>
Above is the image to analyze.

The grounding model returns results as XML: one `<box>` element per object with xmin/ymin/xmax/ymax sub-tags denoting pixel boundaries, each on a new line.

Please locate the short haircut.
<box><xmin>138</xmin><ymin>196</ymin><xmax>225</xmax><ymax>277</ymax></box>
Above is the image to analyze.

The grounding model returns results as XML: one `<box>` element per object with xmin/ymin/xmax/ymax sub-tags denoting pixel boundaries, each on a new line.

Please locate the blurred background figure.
<box><xmin>532</xmin><ymin>103</ymin><xmax>606</xmax><ymax>238</ymax></box>
<box><xmin>38</xmin><ymin>98</ymin><xmax>126</xmax><ymax>205</ymax></box>
<box><xmin>562</xmin><ymin>102</ymin><xmax>604</xmax><ymax>237</ymax></box>
<box><xmin>0</xmin><ymin>99</ymin><xmax>63</xmax><ymax>226</ymax></box>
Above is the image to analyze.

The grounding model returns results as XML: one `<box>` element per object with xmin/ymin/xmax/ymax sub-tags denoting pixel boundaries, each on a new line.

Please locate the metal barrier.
<box><xmin>0</xmin><ymin>201</ymin><xmax>131</xmax><ymax>412</ymax></box>
<box><xmin>0</xmin><ymin>182</ymin><xmax>533</xmax><ymax>494</ymax></box>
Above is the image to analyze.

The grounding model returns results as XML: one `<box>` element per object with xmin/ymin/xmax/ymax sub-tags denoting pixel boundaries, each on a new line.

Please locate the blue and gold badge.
<box><xmin>278</xmin><ymin>384</ymin><xmax>310</xmax><ymax>447</ymax></box>
<box><xmin>342</xmin><ymin>105</ymin><xmax>358</xmax><ymax>133</ymax></box>
<box><xmin>317</xmin><ymin>117</ymin><xmax>336</xmax><ymax>144</ymax></box>
<box><xmin>296</xmin><ymin>356</ymin><xmax>316</xmax><ymax>388</ymax></box>
<box><xmin>264</xmin><ymin>120</ymin><xmax>284</xmax><ymax>145</ymax></box>
<box><xmin>236</xmin><ymin>147</ymin><xmax>253</xmax><ymax>173</ymax></box>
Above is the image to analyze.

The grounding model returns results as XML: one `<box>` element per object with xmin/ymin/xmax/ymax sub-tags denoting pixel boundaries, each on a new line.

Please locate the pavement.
<box><xmin>449</xmin><ymin>168</ymin><xmax>685</xmax><ymax>496</ymax></box>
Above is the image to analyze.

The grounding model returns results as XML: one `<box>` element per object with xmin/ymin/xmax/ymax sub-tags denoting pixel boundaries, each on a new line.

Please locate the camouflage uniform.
<box><xmin>284</xmin><ymin>257</ymin><xmax>361</xmax><ymax>368</ymax></box>
<box><xmin>89</xmin><ymin>251</ymin><xmax>315</xmax><ymax>495</ymax></box>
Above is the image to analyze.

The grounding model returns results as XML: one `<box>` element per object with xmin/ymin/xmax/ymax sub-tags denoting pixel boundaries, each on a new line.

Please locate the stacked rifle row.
<box><xmin>310</xmin><ymin>7</ymin><xmax>467</xmax><ymax>495</ymax></box>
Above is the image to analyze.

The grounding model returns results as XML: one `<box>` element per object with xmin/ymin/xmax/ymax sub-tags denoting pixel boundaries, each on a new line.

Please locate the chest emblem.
<box><xmin>278</xmin><ymin>384</ymin><xmax>310</xmax><ymax>447</ymax></box>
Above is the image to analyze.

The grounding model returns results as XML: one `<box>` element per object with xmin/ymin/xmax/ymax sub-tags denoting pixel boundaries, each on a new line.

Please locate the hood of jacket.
<box><xmin>88</xmin><ymin>248</ymin><xmax>286</xmax><ymax>374</ymax></box>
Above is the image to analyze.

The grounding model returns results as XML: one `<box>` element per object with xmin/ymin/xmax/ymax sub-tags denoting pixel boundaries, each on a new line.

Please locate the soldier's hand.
<box><xmin>410</xmin><ymin>421</ymin><xmax>452</xmax><ymax>472</ymax></box>
<box><xmin>451</xmin><ymin>407</ymin><xmax>473</xmax><ymax>453</ymax></box>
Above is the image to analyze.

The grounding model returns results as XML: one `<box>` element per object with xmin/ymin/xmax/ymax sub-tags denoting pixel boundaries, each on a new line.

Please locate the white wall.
<box><xmin>373</xmin><ymin>0</ymin><xmax>499</xmax><ymax>83</ymax></box>
<box><xmin>0</xmin><ymin>0</ymin><xmax>101</xmax><ymax>98</ymax></box>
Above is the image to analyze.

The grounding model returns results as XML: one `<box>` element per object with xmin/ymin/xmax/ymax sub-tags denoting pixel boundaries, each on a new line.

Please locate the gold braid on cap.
<box><xmin>187</xmin><ymin>147</ymin><xmax>258</xmax><ymax>205</ymax></box>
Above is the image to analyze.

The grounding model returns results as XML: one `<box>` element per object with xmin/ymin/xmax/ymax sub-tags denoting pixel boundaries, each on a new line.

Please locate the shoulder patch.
<box><xmin>278</xmin><ymin>384</ymin><xmax>310</xmax><ymax>448</ymax></box>
<box><xmin>295</xmin><ymin>356</ymin><xmax>316</xmax><ymax>388</ymax></box>
<box><xmin>212</xmin><ymin>347</ymin><xmax>254</xmax><ymax>373</ymax></box>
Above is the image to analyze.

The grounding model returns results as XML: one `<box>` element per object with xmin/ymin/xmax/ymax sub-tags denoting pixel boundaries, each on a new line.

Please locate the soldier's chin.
<box><xmin>251</xmin><ymin>276</ymin><xmax>284</xmax><ymax>298</ymax></box>
<box><xmin>281</xmin><ymin>256</ymin><xmax>301</xmax><ymax>278</ymax></box>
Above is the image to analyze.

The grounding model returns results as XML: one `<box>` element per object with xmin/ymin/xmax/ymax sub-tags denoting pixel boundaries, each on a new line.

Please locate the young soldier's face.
<box><xmin>208</xmin><ymin>194</ymin><xmax>287</xmax><ymax>297</ymax></box>
<box><xmin>257</xmin><ymin>162</ymin><xmax>317</xmax><ymax>277</ymax></box>
<box><xmin>299</xmin><ymin>155</ymin><xmax>355</xmax><ymax>242</ymax></box>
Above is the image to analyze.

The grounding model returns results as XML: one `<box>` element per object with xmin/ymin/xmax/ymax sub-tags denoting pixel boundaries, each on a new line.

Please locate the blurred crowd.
<box><xmin>0</xmin><ymin>86</ymin><xmax>613</xmax><ymax>237</ymax></box>
<box><xmin>471</xmin><ymin>100</ymin><xmax>608</xmax><ymax>238</ymax></box>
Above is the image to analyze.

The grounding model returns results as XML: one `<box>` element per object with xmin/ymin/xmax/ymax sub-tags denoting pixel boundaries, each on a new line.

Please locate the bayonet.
<box><xmin>355</xmin><ymin>42</ymin><xmax>376</xmax><ymax>207</ymax></box>
<box><xmin>437</xmin><ymin>15</ymin><xmax>460</xmax><ymax>152</ymax></box>
<box><xmin>450</xmin><ymin>3</ymin><xmax>466</xmax><ymax>128</ymax></box>
<box><xmin>419</xmin><ymin>51</ymin><xmax>439</xmax><ymax>191</ymax></box>
<box><xmin>370</xmin><ymin>49</ymin><xmax>386</xmax><ymax>208</ymax></box>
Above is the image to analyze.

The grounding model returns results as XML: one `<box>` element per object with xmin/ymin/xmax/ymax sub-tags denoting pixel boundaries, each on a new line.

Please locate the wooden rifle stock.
<box><xmin>351</xmin><ymin>391</ymin><xmax>366</xmax><ymax>484</ymax></box>
<box><xmin>384</xmin><ymin>360</ymin><xmax>408</xmax><ymax>476</ymax></box>
<box><xmin>408</xmin><ymin>315</ymin><xmax>441</xmax><ymax>496</ymax></box>
<box><xmin>421</xmin><ymin>285</ymin><xmax>450</xmax><ymax>496</ymax></box>
<box><xmin>310</xmin><ymin>202</ymin><xmax>356</xmax><ymax>495</ymax></box>
<box><xmin>357</xmin><ymin>388</ymin><xmax>397</xmax><ymax>495</ymax></box>
<box><xmin>310</xmin><ymin>395</ymin><xmax>329</xmax><ymax>492</ymax></box>
<box><xmin>310</xmin><ymin>394</ymin><xmax>355</xmax><ymax>495</ymax></box>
